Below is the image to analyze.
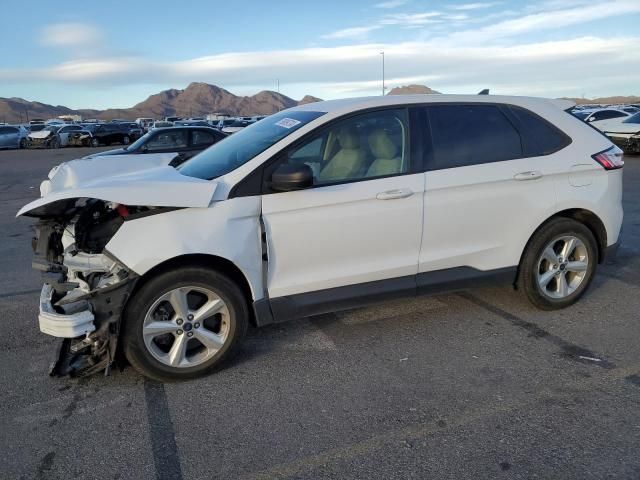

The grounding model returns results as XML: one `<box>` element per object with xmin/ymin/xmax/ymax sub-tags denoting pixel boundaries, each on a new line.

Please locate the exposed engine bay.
<box><xmin>31</xmin><ymin>199</ymin><xmax>161</xmax><ymax>376</ymax></box>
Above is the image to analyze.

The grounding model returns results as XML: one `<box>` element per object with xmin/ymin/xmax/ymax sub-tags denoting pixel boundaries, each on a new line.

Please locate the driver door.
<box><xmin>261</xmin><ymin>108</ymin><xmax>424</xmax><ymax>317</ymax></box>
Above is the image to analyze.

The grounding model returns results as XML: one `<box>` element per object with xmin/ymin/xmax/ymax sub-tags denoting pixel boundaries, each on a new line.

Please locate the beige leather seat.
<box><xmin>366</xmin><ymin>129</ymin><xmax>403</xmax><ymax>177</ymax></box>
<box><xmin>318</xmin><ymin>127</ymin><xmax>366</xmax><ymax>182</ymax></box>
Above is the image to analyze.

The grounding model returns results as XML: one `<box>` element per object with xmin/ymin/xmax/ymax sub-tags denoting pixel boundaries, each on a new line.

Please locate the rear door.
<box><xmin>417</xmin><ymin>103</ymin><xmax>567</xmax><ymax>286</ymax></box>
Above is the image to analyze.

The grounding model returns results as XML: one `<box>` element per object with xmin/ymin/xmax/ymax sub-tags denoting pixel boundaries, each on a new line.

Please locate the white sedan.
<box><xmin>595</xmin><ymin>112</ymin><xmax>640</xmax><ymax>154</ymax></box>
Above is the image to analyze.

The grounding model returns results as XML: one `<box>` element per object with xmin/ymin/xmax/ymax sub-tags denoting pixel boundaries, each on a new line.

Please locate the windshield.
<box><xmin>127</xmin><ymin>132</ymin><xmax>152</xmax><ymax>150</ymax></box>
<box><xmin>572</xmin><ymin>111</ymin><xmax>590</xmax><ymax>120</ymax></box>
<box><xmin>43</xmin><ymin>125</ymin><xmax>60</xmax><ymax>132</ymax></box>
<box><xmin>82</xmin><ymin>124</ymin><xmax>100</xmax><ymax>132</ymax></box>
<box><xmin>179</xmin><ymin>110</ymin><xmax>325</xmax><ymax>180</ymax></box>
<box><xmin>623</xmin><ymin>112</ymin><xmax>640</xmax><ymax>124</ymax></box>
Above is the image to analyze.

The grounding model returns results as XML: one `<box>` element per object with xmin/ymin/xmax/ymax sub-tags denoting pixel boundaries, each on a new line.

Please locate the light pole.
<box><xmin>380</xmin><ymin>51</ymin><xmax>385</xmax><ymax>96</ymax></box>
<box><xmin>277</xmin><ymin>79</ymin><xmax>280</xmax><ymax>95</ymax></box>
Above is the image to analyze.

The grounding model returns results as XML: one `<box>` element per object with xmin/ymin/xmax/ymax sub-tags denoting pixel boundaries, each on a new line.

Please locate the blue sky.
<box><xmin>0</xmin><ymin>0</ymin><xmax>639</xmax><ymax>109</ymax></box>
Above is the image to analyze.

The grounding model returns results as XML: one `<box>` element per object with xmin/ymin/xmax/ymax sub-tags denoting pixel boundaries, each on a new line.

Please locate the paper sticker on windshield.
<box><xmin>275</xmin><ymin>118</ymin><xmax>301</xmax><ymax>129</ymax></box>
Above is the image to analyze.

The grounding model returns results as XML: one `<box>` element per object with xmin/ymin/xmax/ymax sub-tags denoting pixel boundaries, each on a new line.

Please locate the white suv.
<box><xmin>19</xmin><ymin>95</ymin><xmax>624</xmax><ymax>381</ymax></box>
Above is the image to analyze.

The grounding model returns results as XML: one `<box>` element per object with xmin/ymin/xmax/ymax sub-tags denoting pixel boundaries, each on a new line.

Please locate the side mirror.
<box><xmin>271</xmin><ymin>164</ymin><xmax>313</xmax><ymax>192</ymax></box>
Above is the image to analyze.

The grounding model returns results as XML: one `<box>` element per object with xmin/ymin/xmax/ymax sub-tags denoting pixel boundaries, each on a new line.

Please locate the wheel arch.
<box><xmin>516</xmin><ymin>208</ymin><xmax>607</xmax><ymax>287</ymax></box>
<box><xmin>128</xmin><ymin>253</ymin><xmax>257</xmax><ymax>325</ymax></box>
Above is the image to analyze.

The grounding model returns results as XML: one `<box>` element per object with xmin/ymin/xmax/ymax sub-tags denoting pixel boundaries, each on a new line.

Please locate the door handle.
<box><xmin>376</xmin><ymin>188</ymin><xmax>414</xmax><ymax>200</ymax></box>
<box><xmin>513</xmin><ymin>171</ymin><xmax>543</xmax><ymax>181</ymax></box>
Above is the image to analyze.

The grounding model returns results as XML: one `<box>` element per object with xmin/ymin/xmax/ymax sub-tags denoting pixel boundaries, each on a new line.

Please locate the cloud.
<box><xmin>446</xmin><ymin>0</ymin><xmax>640</xmax><ymax>43</ymax></box>
<box><xmin>449</xmin><ymin>2</ymin><xmax>498</xmax><ymax>10</ymax></box>
<box><xmin>374</xmin><ymin>0</ymin><xmax>408</xmax><ymax>8</ymax></box>
<box><xmin>2</xmin><ymin>36</ymin><xmax>638</xmax><ymax>99</ymax></box>
<box><xmin>2</xmin><ymin>1</ymin><xmax>638</xmax><ymax>103</ymax></box>
<box><xmin>40</xmin><ymin>23</ymin><xmax>103</xmax><ymax>47</ymax></box>
<box><xmin>379</xmin><ymin>12</ymin><xmax>442</xmax><ymax>26</ymax></box>
<box><xmin>321</xmin><ymin>26</ymin><xmax>381</xmax><ymax>40</ymax></box>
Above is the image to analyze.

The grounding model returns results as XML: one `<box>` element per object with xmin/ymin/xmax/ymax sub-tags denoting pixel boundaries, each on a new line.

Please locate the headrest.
<box><xmin>337</xmin><ymin>127</ymin><xmax>360</xmax><ymax>150</ymax></box>
<box><xmin>368</xmin><ymin>129</ymin><xmax>398</xmax><ymax>160</ymax></box>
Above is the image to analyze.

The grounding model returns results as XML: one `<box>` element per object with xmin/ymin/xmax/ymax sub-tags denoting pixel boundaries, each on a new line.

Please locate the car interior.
<box><xmin>287</xmin><ymin>111</ymin><xmax>407</xmax><ymax>185</ymax></box>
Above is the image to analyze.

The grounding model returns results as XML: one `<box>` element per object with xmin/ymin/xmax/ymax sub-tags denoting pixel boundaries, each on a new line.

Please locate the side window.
<box><xmin>592</xmin><ymin>110</ymin><xmax>625</xmax><ymax>121</ymax></box>
<box><xmin>508</xmin><ymin>105</ymin><xmax>570</xmax><ymax>156</ymax></box>
<box><xmin>283</xmin><ymin>109</ymin><xmax>409</xmax><ymax>186</ymax></box>
<box><xmin>0</xmin><ymin>127</ymin><xmax>10</xmax><ymax>134</ymax></box>
<box><xmin>426</xmin><ymin>104</ymin><xmax>522</xmax><ymax>170</ymax></box>
<box><xmin>191</xmin><ymin>129</ymin><xmax>216</xmax><ymax>147</ymax></box>
<box><xmin>146</xmin><ymin>130</ymin><xmax>188</xmax><ymax>151</ymax></box>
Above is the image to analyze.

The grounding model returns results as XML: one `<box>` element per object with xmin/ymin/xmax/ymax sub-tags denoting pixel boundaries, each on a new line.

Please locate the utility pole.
<box><xmin>277</xmin><ymin>79</ymin><xmax>280</xmax><ymax>95</ymax></box>
<box><xmin>380</xmin><ymin>51</ymin><xmax>386</xmax><ymax>96</ymax></box>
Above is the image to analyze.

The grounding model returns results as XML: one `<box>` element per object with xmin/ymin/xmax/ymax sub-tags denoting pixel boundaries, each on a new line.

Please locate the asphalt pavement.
<box><xmin>1</xmin><ymin>147</ymin><xmax>639</xmax><ymax>480</ymax></box>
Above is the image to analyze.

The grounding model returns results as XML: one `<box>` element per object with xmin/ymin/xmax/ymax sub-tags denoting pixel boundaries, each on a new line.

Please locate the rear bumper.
<box><xmin>39</xmin><ymin>284</ymin><xmax>95</xmax><ymax>338</ymax></box>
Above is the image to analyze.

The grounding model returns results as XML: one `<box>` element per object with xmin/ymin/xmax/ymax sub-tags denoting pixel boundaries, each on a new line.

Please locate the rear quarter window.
<box><xmin>507</xmin><ymin>105</ymin><xmax>571</xmax><ymax>156</ymax></box>
<box><xmin>425</xmin><ymin>104</ymin><xmax>522</xmax><ymax>170</ymax></box>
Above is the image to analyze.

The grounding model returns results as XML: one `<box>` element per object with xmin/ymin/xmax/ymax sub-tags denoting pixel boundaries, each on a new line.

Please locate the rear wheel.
<box><xmin>122</xmin><ymin>267</ymin><xmax>249</xmax><ymax>382</ymax></box>
<box><xmin>518</xmin><ymin>218</ymin><xmax>597</xmax><ymax>310</ymax></box>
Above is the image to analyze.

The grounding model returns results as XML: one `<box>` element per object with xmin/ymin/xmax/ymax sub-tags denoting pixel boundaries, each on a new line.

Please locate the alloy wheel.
<box><xmin>142</xmin><ymin>286</ymin><xmax>230</xmax><ymax>368</ymax></box>
<box><xmin>536</xmin><ymin>235</ymin><xmax>589</xmax><ymax>299</ymax></box>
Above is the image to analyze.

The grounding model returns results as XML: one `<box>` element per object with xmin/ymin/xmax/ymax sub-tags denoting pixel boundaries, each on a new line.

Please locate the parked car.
<box><xmin>26</xmin><ymin>125</ymin><xmax>62</xmax><ymax>148</ymax></box>
<box><xmin>214</xmin><ymin>118</ymin><xmax>237</xmax><ymax>130</ymax></box>
<box><xmin>55</xmin><ymin>124</ymin><xmax>86</xmax><ymax>147</ymax></box>
<box><xmin>135</xmin><ymin>118</ymin><xmax>154</xmax><ymax>133</ymax></box>
<box><xmin>572</xmin><ymin>108</ymin><xmax>630</xmax><ymax>126</ymax></box>
<box><xmin>619</xmin><ymin>106</ymin><xmax>639</xmax><ymax>114</ymax></box>
<box><xmin>221</xmin><ymin>119</ymin><xmax>252</xmax><ymax>134</ymax></box>
<box><xmin>151</xmin><ymin>121</ymin><xmax>174</xmax><ymax>129</ymax></box>
<box><xmin>85</xmin><ymin>126</ymin><xmax>226</xmax><ymax>164</ymax></box>
<box><xmin>597</xmin><ymin>112</ymin><xmax>640</xmax><ymax>154</ymax></box>
<box><xmin>79</xmin><ymin>123</ymin><xmax>133</xmax><ymax>147</ymax></box>
<box><xmin>174</xmin><ymin>120</ymin><xmax>210</xmax><ymax>127</ymax></box>
<box><xmin>122</xmin><ymin>122</ymin><xmax>144</xmax><ymax>141</ymax></box>
<box><xmin>67</xmin><ymin>128</ymin><xmax>94</xmax><ymax>147</ymax></box>
<box><xmin>0</xmin><ymin>125</ymin><xmax>28</xmax><ymax>149</ymax></box>
<box><xmin>18</xmin><ymin>95</ymin><xmax>623</xmax><ymax>381</ymax></box>
<box><xmin>165</xmin><ymin>116</ymin><xmax>182</xmax><ymax>122</ymax></box>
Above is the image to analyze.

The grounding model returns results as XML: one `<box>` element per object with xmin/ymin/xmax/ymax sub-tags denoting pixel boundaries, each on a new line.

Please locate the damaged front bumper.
<box><xmin>39</xmin><ymin>284</ymin><xmax>95</xmax><ymax>337</ymax></box>
<box><xmin>30</xmin><ymin>209</ymin><xmax>139</xmax><ymax>377</ymax></box>
<box><xmin>43</xmin><ymin>268</ymin><xmax>138</xmax><ymax>377</ymax></box>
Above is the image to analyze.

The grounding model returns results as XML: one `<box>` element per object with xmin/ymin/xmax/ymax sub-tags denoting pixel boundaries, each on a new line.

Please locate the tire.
<box><xmin>518</xmin><ymin>218</ymin><xmax>597</xmax><ymax>310</ymax></box>
<box><xmin>19</xmin><ymin>138</ymin><xmax>26</xmax><ymax>149</ymax></box>
<box><xmin>90</xmin><ymin>137</ymin><xmax>99</xmax><ymax>147</ymax></box>
<box><xmin>50</xmin><ymin>138</ymin><xmax>59</xmax><ymax>149</ymax></box>
<box><xmin>122</xmin><ymin>267</ymin><xmax>249</xmax><ymax>382</ymax></box>
<box><xmin>123</xmin><ymin>135</ymin><xmax>130</xmax><ymax>145</ymax></box>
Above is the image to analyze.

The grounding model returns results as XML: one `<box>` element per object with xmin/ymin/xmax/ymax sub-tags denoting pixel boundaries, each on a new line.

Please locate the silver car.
<box><xmin>0</xmin><ymin>125</ymin><xmax>27</xmax><ymax>149</ymax></box>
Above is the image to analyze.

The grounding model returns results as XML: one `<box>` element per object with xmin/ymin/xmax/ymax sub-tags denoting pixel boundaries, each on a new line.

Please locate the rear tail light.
<box><xmin>592</xmin><ymin>146</ymin><xmax>624</xmax><ymax>170</ymax></box>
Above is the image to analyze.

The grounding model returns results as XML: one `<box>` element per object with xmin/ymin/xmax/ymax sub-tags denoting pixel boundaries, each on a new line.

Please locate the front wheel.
<box><xmin>90</xmin><ymin>137</ymin><xmax>99</xmax><ymax>147</ymax></box>
<box><xmin>122</xmin><ymin>267</ymin><xmax>249</xmax><ymax>381</ymax></box>
<box><xmin>122</xmin><ymin>135</ymin><xmax>130</xmax><ymax>145</ymax></box>
<box><xmin>19</xmin><ymin>138</ymin><xmax>26</xmax><ymax>149</ymax></box>
<box><xmin>518</xmin><ymin>218</ymin><xmax>597</xmax><ymax>310</ymax></box>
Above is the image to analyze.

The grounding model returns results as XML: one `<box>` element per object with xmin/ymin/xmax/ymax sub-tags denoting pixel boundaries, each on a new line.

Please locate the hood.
<box><xmin>85</xmin><ymin>148</ymin><xmax>128</xmax><ymax>158</ymax></box>
<box><xmin>603</xmin><ymin>124</ymin><xmax>640</xmax><ymax>134</ymax></box>
<box><xmin>28</xmin><ymin>130</ymin><xmax>54</xmax><ymax>139</ymax></box>
<box><xmin>17</xmin><ymin>153</ymin><xmax>216</xmax><ymax>218</ymax></box>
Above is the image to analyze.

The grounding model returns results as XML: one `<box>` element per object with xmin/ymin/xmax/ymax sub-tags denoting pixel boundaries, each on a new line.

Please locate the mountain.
<box><xmin>387</xmin><ymin>85</ymin><xmax>440</xmax><ymax>95</ymax></box>
<box><xmin>561</xmin><ymin>95</ymin><xmax>640</xmax><ymax>105</ymax></box>
<box><xmin>0</xmin><ymin>82</ymin><xmax>322</xmax><ymax>124</ymax></box>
